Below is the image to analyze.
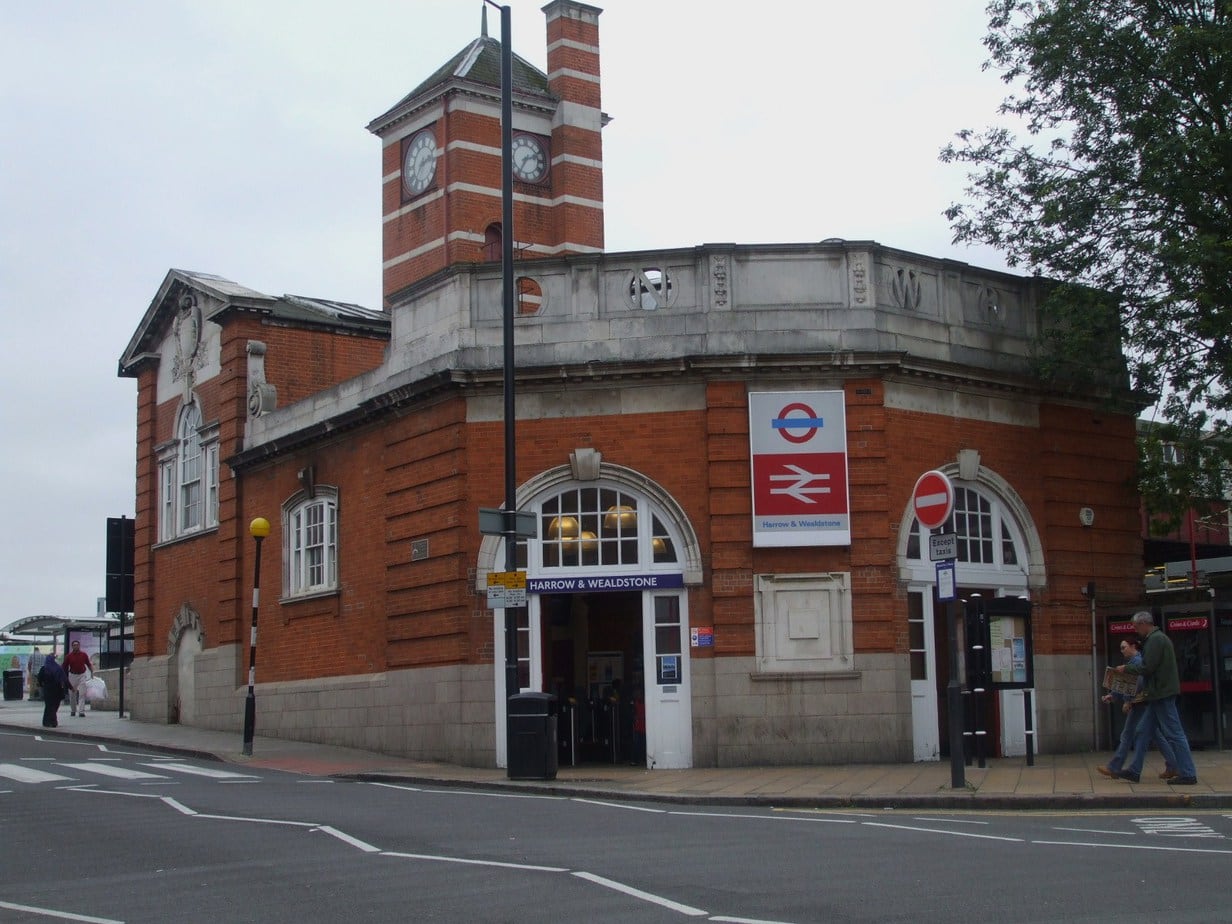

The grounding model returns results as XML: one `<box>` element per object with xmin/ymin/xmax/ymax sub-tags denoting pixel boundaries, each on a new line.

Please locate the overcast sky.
<box><xmin>0</xmin><ymin>0</ymin><xmax>1015</xmax><ymax>627</ymax></box>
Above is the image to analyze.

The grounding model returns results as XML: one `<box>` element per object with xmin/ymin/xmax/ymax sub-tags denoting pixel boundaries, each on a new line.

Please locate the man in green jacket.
<box><xmin>1114</xmin><ymin>611</ymin><xmax>1198</xmax><ymax>785</ymax></box>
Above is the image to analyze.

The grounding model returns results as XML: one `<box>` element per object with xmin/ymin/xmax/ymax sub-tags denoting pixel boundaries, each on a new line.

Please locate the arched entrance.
<box><xmin>478</xmin><ymin>453</ymin><xmax>703</xmax><ymax>769</ymax></box>
<box><xmin>897</xmin><ymin>458</ymin><xmax>1045</xmax><ymax>760</ymax></box>
<box><xmin>167</xmin><ymin>604</ymin><xmax>203</xmax><ymax>725</ymax></box>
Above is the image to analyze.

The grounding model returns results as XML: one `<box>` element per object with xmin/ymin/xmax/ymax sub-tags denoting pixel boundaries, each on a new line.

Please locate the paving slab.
<box><xmin>3</xmin><ymin>698</ymin><xmax>1230</xmax><ymax>810</ymax></box>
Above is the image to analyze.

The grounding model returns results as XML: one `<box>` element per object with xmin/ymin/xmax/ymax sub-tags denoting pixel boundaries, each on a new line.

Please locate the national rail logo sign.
<box><xmin>748</xmin><ymin>391</ymin><xmax>850</xmax><ymax>547</ymax></box>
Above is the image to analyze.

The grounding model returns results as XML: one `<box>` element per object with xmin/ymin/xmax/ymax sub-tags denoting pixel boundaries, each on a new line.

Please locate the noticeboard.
<box><xmin>964</xmin><ymin>596</ymin><xmax>1034</xmax><ymax>690</ymax></box>
<box><xmin>986</xmin><ymin>597</ymin><xmax>1034</xmax><ymax>689</ymax></box>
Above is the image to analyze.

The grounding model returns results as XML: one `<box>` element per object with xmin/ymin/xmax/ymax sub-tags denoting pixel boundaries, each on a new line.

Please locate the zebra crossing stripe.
<box><xmin>0</xmin><ymin>763</ymin><xmax>74</xmax><ymax>784</ymax></box>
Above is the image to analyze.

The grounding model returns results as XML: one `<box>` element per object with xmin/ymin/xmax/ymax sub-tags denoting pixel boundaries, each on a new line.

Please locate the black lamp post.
<box><xmin>241</xmin><ymin>516</ymin><xmax>270</xmax><ymax>756</ymax></box>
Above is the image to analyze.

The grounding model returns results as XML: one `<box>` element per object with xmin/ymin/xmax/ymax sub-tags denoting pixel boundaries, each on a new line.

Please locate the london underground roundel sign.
<box><xmin>912</xmin><ymin>470</ymin><xmax>954</xmax><ymax>531</ymax></box>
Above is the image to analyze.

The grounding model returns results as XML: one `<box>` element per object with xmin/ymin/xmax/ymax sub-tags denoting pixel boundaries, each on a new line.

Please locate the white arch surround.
<box><xmin>895</xmin><ymin>459</ymin><xmax>1046</xmax><ymax>589</ymax></box>
<box><xmin>478</xmin><ymin>452</ymin><xmax>702</xmax><ymax>770</ymax></box>
<box><xmin>475</xmin><ymin>456</ymin><xmax>704</xmax><ymax>590</ymax></box>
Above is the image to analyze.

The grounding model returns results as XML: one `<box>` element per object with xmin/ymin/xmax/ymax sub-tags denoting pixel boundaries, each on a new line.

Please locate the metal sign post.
<box><xmin>915</xmin><ymin>470</ymin><xmax>962</xmax><ymax>788</ymax></box>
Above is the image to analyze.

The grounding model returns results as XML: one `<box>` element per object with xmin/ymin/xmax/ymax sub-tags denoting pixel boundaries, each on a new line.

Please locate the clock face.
<box><xmin>403</xmin><ymin>128</ymin><xmax>438</xmax><ymax>197</ymax></box>
<box><xmin>511</xmin><ymin>134</ymin><xmax>548</xmax><ymax>183</ymax></box>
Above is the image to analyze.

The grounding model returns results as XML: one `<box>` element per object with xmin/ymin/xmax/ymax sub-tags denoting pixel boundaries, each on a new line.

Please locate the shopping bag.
<box><xmin>83</xmin><ymin>676</ymin><xmax>107</xmax><ymax>703</ymax></box>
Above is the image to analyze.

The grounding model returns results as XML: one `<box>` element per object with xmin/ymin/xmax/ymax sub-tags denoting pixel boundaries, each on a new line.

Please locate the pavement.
<box><xmin>3</xmin><ymin>697</ymin><xmax>1231</xmax><ymax>810</ymax></box>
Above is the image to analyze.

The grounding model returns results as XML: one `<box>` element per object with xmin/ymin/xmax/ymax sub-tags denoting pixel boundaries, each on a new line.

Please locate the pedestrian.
<box><xmin>1114</xmin><ymin>611</ymin><xmax>1199</xmax><ymax>785</ymax></box>
<box><xmin>1096</xmin><ymin>637</ymin><xmax>1176</xmax><ymax>782</ymax></box>
<box><xmin>63</xmin><ymin>640</ymin><xmax>95</xmax><ymax>717</ymax></box>
<box><xmin>630</xmin><ymin>686</ymin><xmax>646</xmax><ymax>766</ymax></box>
<box><xmin>27</xmin><ymin>646</ymin><xmax>42</xmax><ymax>700</ymax></box>
<box><xmin>36</xmin><ymin>655</ymin><xmax>68</xmax><ymax>728</ymax></box>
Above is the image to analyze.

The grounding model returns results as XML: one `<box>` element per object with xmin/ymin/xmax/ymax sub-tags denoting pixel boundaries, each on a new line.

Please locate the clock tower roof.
<box><xmin>366</xmin><ymin>34</ymin><xmax>552</xmax><ymax>137</ymax></box>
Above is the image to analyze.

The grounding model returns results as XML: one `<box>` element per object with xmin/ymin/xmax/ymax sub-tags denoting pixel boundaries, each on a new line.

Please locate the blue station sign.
<box><xmin>527</xmin><ymin>573</ymin><xmax>684</xmax><ymax>594</ymax></box>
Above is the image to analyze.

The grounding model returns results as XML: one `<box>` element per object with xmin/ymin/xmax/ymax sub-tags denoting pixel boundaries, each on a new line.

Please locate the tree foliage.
<box><xmin>942</xmin><ymin>0</ymin><xmax>1232</xmax><ymax>522</ymax></box>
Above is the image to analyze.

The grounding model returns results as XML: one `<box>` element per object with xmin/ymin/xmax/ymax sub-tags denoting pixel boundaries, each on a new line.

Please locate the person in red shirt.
<box><xmin>63</xmin><ymin>640</ymin><xmax>95</xmax><ymax>717</ymax></box>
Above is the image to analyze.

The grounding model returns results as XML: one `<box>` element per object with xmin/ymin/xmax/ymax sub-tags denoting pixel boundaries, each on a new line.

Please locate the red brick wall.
<box><xmin>381</xmin><ymin>8</ymin><xmax>605</xmax><ymax>305</ymax></box>
<box><xmin>138</xmin><ymin>355</ymin><xmax>1142</xmax><ymax>686</ymax></box>
<box><xmin>133</xmin><ymin>313</ymin><xmax>387</xmax><ymax>670</ymax></box>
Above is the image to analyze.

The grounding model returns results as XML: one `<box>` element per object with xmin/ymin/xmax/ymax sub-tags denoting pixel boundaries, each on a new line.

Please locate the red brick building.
<box><xmin>118</xmin><ymin>1</ymin><xmax>1144</xmax><ymax>769</ymax></box>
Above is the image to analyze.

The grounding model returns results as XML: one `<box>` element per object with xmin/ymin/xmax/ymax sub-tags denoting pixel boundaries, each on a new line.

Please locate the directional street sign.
<box><xmin>478</xmin><ymin>508</ymin><xmax>538</xmax><ymax>538</ymax></box>
<box><xmin>912</xmin><ymin>470</ymin><xmax>954</xmax><ymax>531</ymax></box>
<box><xmin>486</xmin><ymin>570</ymin><xmax>527</xmax><ymax>609</ymax></box>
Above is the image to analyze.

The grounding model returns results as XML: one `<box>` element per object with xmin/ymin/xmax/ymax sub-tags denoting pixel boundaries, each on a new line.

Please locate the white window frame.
<box><xmin>906</xmin><ymin>484</ymin><xmax>1028</xmax><ymax>582</ymax></box>
<box><xmin>157</xmin><ymin>400</ymin><xmax>219</xmax><ymax>543</ymax></box>
<box><xmin>528</xmin><ymin>485</ymin><xmax>682</xmax><ymax>573</ymax></box>
<box><xmin>178</xmin><ymin>406</ymin><xmax>203</xmax><ymax>533</ymax></box>
<box><xmin>283</xmin><ymin>488</ymin><xmax>339</xmax><ymax>599</ymax></box>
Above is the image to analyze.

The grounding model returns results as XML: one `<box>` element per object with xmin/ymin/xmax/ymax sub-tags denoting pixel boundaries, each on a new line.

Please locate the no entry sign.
<box><xmin>912</xmin><ymin>470</ymin><xmax>954</xmax><ymax>530</ymax></box>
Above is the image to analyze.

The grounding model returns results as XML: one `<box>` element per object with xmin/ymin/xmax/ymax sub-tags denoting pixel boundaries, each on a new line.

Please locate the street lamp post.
<box><xmin>241</xmin><ymin>517</ymin><xmax>270</xmax><ymax>756</ymax></box>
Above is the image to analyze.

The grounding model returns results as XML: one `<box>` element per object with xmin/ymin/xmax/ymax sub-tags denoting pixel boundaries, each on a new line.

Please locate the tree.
<box><xmin>942</xmin><ymin>0</ymin><xmax>1232</xmax><ymax>522</ymax></box>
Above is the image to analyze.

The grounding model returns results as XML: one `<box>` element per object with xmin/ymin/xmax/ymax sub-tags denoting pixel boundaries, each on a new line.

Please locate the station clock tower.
<box><xmin>366</xmin><ymin>1</ymin><xmax>606</xmax><ymax>307</ymax></box>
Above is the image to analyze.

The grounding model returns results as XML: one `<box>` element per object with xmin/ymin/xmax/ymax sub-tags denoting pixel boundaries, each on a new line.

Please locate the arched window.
<box><xmin>906</xmin><ymin>485</ymin><xmax>1026</xmax><ymax>575</ymax></box>
<box><xmin>178</xmin><ymin>405</ymin><xmax>203</xmax><ymax>533</ymax></box>
<box><xmin>158</xmin><ymin>400</ymin><xmax>219</xmax><ymax>542</ymax></box>
<box><xmin>483</xmin><ymin>223</ymin><xmax>502</xmax><ymax>262</ymax></box>
<box><xmin>525</xmin><ymin>486</ymin><xmax>679</xmax><ymax>571</ymax></box>
<box><xmin>283</xmin><ymin>488</ymin><xmax>339</xmax><ymax>598</ymax></box>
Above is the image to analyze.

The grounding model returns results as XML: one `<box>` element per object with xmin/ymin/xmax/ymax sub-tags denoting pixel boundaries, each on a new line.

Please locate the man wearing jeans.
<box><xmin>1097</xmin><ymin>637</ymin><xmax>1176</xmax><ymax>781</ymax></box>
<box><xmin>1114</xmin><ymin>611</ymin><xmax>1198</xmax><ymax>785</ymax></box>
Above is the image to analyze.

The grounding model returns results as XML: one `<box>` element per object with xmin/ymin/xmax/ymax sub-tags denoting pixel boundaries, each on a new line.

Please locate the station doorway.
<box><xmin>541</xmin><ymin>591</ymin><xmax>643</xmax><ymax>766</ymax></box>
<box><xmin>513</xmin><ymin>584</ymin><xmax>693</xmax><ymax>770</ymax></box>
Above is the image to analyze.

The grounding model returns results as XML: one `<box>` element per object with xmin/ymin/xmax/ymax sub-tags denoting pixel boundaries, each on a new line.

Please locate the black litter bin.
<box><xmin>507</xmin><ymin>691</ymin><xmax>558</xmax><ymax>780</ymax></box>
<box><xmin>3</xmin><ymin>669</ymin><xmax>24</xmax><ymax>701</ymax></box>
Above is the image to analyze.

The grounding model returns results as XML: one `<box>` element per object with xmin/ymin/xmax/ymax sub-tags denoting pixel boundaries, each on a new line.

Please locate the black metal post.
<box><xmin>117</xmin><ymin>613</ymin><xmax>126</xmax><ymax>719</ymax></box>
<box><xmin>1024</xmin><ymin>688</ymin><xmax>1035</xmax><ymax>766</ymax></box>
<box><xmin>119</xmin><ymin>516</ymin><xmax>129</xmax><ymax>719</ymax></box>
<box><xmin>487</xmin><ymin>1</ymin><xmax>520</xmax><ymax>775</ymax></box>
<box><xmin>241</xmin><ymin>524</ymin><xmax>267</xmax><ymax>756</ymax></box>
<box><xmin>946</xmin><ymin>599</ymin><xmax>965</xmax><ymax>788</ymax></box>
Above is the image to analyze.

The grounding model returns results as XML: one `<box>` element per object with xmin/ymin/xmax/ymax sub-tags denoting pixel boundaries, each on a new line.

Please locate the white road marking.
<box><xmin>773</xmin><ymin>808</ymin><xmax>879</xmax><ymax>818</ymax></box>
<box><xmin>572</xmin><ymin>871</ymin><xmax>708</xmax><ymax>916</ymax></box>
<box><xmin>673</xmin><ymin>810</ymin><xmax>856</xmax><ymax>825</ymax></box>
<box><xmin>365</xmin><ymin>781</ymin><xmax>423</xmax><ymax>793</ymax></box>
<box><xmin>1131</xmin><ymin>815</ymin><xmax>1223</xmax><ymax>839</ymax></box>
<box><xmin>0</xmin><ymin>763</ymin><xmax>74</xmax><ymax>784</ymax></box>
<box><xmin>193</xmin><ymin>813</ymin><xmax>316</xmax><ymax>827</ymax></box>
<box><xmin>1054</xmin><ymin>826</ymin><xmax>1135</xmax><ymax>836</ymax></box>
<box><xmin>56</xmin><ymin>762</ymin><xmax>166</xmax><ymax>780</ymax></box>
<box><xmin>314</xmin><ymin>825</ymin><xmax>380</xmax><ymax>853</ymax></box>
<box><xmin>1033</xmin><ymin>839</ymin><xmax>1232</xmax><ymax>855</ymax></box>
<box><xmin>862</xmin><ymin>821</ymin><xmax>1023</xmax><ymax>842</ymax></box>
<box><xmin>913</xmin><ymin>817</ymin><xmax>989</xmax><ymax>825</ymax></box>
<box><xmin>381</xmin><ymin>850</ymin><xmax>568</xmax><ymax>872</ymax></box>
<box><xmin>0</xmin><ymin>900</ymin><xmax>124</xmax><ymax>923</ymax></box>
<box><xmin>139</xmin><ymin>762</ymin><xmax>258</xmax><ymax>780</ymax></box>
<box><xmin>162</xmin><ymin>797</ymin><xmax>198</xmax><ymax>815</ymax></box>
<box><xmin>572</xmin><ymin>797</ymin><xmax>665</xmax><ymax>813</ymax></box>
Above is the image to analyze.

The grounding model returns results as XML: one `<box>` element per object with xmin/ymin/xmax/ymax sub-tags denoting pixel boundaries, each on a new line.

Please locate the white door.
<box><xmin>643</xmin><ymin>592</ymin><xmax>692</xmax><ymax>769</ymax></box>
<box><xmin>492</xmin><ymin>602</ymin><xmax>535</xmax><ymax>770</ymax></box>
<box><xmin>908</xmin><ymin>589</ymin><xmax>940</xmax><ymax>761</ymax></box>
<box><xmin>173</xmin><ymin>629</ymin><xmax>200</xmax><ymax>725</ymax></box>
